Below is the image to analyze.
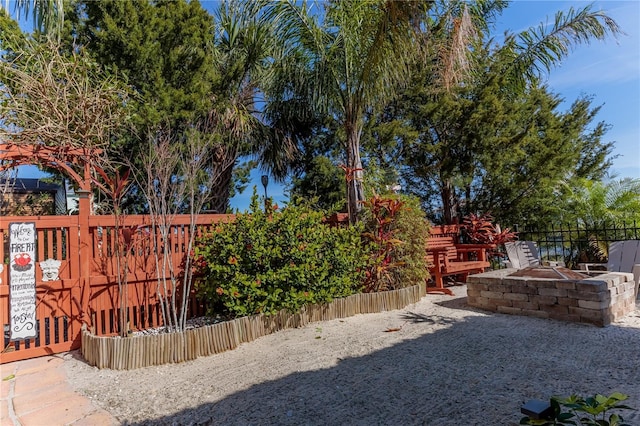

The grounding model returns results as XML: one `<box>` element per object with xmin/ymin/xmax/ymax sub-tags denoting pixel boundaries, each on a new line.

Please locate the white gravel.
<box><xmin>62</xmin><ymin>285</ymin><xmax>640</xmax><ymax>426</ymax></box>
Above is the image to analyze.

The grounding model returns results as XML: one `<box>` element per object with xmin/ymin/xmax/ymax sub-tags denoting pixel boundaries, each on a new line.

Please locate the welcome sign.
<box><xmin>9</xmin><ymin>222</ymin><xmax>37</xmax><ymax>341</ymax></box>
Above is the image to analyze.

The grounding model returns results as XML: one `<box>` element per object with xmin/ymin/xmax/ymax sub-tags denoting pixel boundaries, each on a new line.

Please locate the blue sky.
<box><xmin>9</xmin><ymin>0</ymin><xmax>639</xmax><ymax>212</ymax></box>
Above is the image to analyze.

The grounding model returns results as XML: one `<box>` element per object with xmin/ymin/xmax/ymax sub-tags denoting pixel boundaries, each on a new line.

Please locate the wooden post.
<box><xmin>71</xmin><ymin>189</ymin><xmax>92</xmax><ymax>349</ymax></box>
<box><xmin>67</xmin><ymin>211</ymin><xmax>82</xmax><ymax>349</ymax></box>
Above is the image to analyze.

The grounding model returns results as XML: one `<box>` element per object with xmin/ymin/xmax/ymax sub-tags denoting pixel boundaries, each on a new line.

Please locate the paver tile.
<box><xmin>18</xmin><ymin>397</ymin><xmax>95</xmax><ymax>426</ymax></box>
<box><xmin>13</xmin><ymin>367</ymin><xmax>65</xmax><ymax>395</ymax></box>
<box><xmin>1</xmin><ymin>354</ymin><xmax>117</xmax><ymax>426</ymax></box>
<box><xmin>0</xmin><ymin>363</ymin><xmax>13</xmax><ymax>375</ymax></box>
<box><xmin>1</xmin><ymin>398</ymin><xmax>12</xmax><ymax>425</ymax></box>
<box><xmin>13</xmin><ymin>357</ymin><xmax>63</xmax><ymax>377</ymax></box>
<box><xmin>72</xmin><ymin>411</ymin><xmax>120</xmax><ymax>426</ymax></box>
<box><xmin>0</xmin><ymin>378</ymin><xmax>11</xmax><ymax>399</ymax></box>
<box><xmin>12</xmin><ymin>383</ymin><xmax>74</xmax><ymax>415</ymax></box>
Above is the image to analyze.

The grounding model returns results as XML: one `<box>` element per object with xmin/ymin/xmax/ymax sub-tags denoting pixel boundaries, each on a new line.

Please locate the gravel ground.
<box><xmin>63</xmin><ymin>285</ymin><xmax>640</xmax><ymax>426</ymax></box>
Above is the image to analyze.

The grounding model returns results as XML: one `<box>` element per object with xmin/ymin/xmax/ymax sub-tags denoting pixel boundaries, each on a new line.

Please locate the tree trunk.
<box><xmin>441</xmin><ymin>178</ymin><xmax>458</xmax><ymax>224</ymax></box>
<box><xmin>207</xmin><ymin>162</ymin><xmax>234</xmax><ymax>213</ymax></box>
<box><xmin>204</xmin><ymin>142</ymin><xmax>239</xmax><ymax>214</ymax></box>
<box><xmin>346</xmin><ymin>124</ymin><xmax>365</xmax><ymax>224</ymax></box>
<box><xmin>464</xmin><ymin>183</ymin><xmax>472</xmax><ymax>218</ymax></box>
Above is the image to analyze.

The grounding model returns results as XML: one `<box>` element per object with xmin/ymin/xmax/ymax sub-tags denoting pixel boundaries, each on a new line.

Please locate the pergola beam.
<box><xmin>0</xmin><ymin>143</ymin><xmax>102</xmax><ymax>191</ymax></box>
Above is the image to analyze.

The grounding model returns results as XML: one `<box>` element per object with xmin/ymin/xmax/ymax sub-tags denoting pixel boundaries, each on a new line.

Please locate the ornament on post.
<box><xmin>40</xmin><ymin>258</ymin><xmax>62</xmax><ymax>281</ymax></box>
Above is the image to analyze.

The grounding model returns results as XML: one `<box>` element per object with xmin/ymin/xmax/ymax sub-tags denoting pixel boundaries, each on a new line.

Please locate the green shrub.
<box><xmin>359</xmin><ymin>194</ymin><xmax>429</xmax><ymax>291</ymax></box>
<box><xmin>193</xmin><ymin>192</ymin><xmax>371</xmax><ymax>318</ymax></box>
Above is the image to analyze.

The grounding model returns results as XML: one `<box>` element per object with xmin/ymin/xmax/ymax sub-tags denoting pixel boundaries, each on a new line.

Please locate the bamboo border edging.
<box><xmin>81</xmin><ymin>283</ymin><xmax>426</xmax><ymax>370</ymax></box>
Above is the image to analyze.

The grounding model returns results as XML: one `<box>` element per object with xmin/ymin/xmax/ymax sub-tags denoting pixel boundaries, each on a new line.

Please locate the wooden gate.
<box><xmin>0</xmin><ymin>213</ymin><xmax>232</xmax><ymax>364</ymax></box>
<box><xmin>1</xmin><ymin>215</ymin><xmax>81</xmax><ymax>362</ymax></box>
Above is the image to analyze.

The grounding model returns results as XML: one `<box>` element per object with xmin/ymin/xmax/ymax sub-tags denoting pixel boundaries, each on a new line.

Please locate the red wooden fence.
<box><xmin>0</xmin><ymin>213</ymin><xmax>233</xmax><ymax>364</ymax></box>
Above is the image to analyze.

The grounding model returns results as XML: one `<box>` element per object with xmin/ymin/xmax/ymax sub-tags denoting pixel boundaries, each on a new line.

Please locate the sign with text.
<box><xmin>9</xmin><ymin>222</ymin><xmax>37</xmax><ymax>341</ymax></box>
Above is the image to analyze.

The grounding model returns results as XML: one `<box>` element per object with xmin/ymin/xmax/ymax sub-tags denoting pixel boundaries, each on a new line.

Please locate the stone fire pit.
<box><xmin>467</xmin><ymin>266</ymin><xmax>636</xmax><ymax>326</ymax></box>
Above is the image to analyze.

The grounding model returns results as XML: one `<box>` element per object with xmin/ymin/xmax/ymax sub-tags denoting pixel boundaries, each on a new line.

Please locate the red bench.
<box><xmin>426</xmin><ymin>225</ymin><xmax>494</xmax><ymax>295</ymax></box>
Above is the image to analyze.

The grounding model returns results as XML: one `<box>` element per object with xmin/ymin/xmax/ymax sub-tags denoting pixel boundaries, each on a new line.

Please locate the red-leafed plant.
<box><xmin>360</xmin><ymin>194</ymin><xmax>429</xmax><ymax>292</ymax></box>
<box><xmin>92</xmin><ymin>165</ymin><xmax>131</xmax><ymax>212</ymax></box>
<box><xmin>361</xmin><ymin>195</ymin><xmax>405</xmax><ymax>292</ymax></box>
<box><xmin>461</xmin><ymin>213</ymin><xmax>517</xmax><ymax>246</ymax></box>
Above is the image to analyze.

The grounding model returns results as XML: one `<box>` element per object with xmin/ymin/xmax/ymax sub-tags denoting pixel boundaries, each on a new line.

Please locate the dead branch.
<box><xmin>0</xmin><ymin>39</ymin><xmax>127</xmax><ymax>149</ymax></box>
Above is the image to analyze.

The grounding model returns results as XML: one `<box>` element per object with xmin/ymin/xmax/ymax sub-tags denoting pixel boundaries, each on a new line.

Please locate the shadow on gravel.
<box><xmin>434</xmin><ymin>296</ymin><xmax>488</xmax><ymax>314</ymax></box>
<box><xmin>399</xmin><ymin>311</ymin><xmax>457</xmax><ymax>326</ymax></box>
<box><xmin>122</xmin><ymin>307</ymin><xmax>640</xmax><ymax>426</ymax></box>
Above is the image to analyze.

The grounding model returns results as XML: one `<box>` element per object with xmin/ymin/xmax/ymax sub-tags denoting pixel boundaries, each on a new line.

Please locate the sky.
<box><xmin>8</xmin><ymin>0</ymin><xmax>640</xmax><ymax>212</ymax></box>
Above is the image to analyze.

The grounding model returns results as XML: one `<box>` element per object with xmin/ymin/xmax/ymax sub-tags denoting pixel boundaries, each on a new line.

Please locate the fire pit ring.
<box><xmin>467</xmin><ymin>267</ymin><xmax>636</xmax><ymax>326</ymax></box>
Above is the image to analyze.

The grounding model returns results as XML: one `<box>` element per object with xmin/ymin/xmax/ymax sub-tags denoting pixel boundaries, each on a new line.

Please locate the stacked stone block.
<box><xmin>467</xmin><ymin>269</ymin><xmax>636</xmax><ymax>327</ymax></box>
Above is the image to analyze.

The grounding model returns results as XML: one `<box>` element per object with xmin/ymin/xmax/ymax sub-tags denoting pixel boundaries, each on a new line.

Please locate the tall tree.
<box><xmin>265</xmin><ymin>0</ymin><xmax>429</xmax><ymax>223</ymax></box>
<box><xmin>67</xmin><ymin>0</ymin><xmax>222</xmax><ymax>212</ymax></box>
<box><xmin>473</xmin><ymin>89</ymin><xmax>612</xmax><ymax>225</ymax></box>
<box><xmin>205</xmin><ymin>0</ymin><xmax>298</xmax><ymax>212</ymax></box>
<box><xmin>68</xmin><ymin>0</ymin><xmax>298</xmax><ymax>213</ymax></box>
<box><xmin>290</xmin><ymin>155</ymin><xmax>345</xmax><ymax>211</ymax></box>
<box><xmin>366</xmin><ymin>2</ymin><xmax>621</xmax><ymax>224</ymax></box>
<box><xmin>469</xmin><ymin>90</ymin><xmax>614</xmax><ymax>225</ymax></box>
<box><xmin>70</xmin><ymin>0</ymin><xmax>217</xmax><ymax>132</ymax></box>
<box><xmin>368</xmin><ymin>48</ymin><xmax>614</xmax><ymax>226</ymax></box>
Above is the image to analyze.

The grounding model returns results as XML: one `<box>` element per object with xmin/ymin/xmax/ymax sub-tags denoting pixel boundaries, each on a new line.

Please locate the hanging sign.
<box><xmin>9</xmin><ymin>222</ymin><xmax>37</xmax><ymax>341</ymax></box>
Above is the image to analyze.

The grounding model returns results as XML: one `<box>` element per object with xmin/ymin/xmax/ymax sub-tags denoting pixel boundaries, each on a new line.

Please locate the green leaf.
<box><xmin>557</xmin><ymin>412</ymin><xmax>576</xmax><ymax>422</ymax></box>
<box><xmin>608</xmin><ymin>413</ymin><xmax>621</xmax><ymax>426</ymax></box>
<box><xmin>607</xmin><ymin>392</ymin><xmax>629</xmax><ymax>403</ymax></box>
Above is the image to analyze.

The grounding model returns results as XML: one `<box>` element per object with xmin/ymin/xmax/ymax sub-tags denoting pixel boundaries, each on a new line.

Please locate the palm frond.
<box><xmin>507</xmin><ymin>4</ymin><xmax>623</xmax><ymax>89</ymax></box>
<box><xmin>422</xmin><ymin>0</ymin><xmax>507</xmax><ymax>93</ymax></box>
<box><xmin>14</xmin><ymin>0</ymin><xmax>64</xmax><ymax>37</ymax></box>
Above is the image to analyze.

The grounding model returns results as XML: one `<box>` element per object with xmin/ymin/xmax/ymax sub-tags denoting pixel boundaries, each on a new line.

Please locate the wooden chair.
<box><xmin>581</xmin><ymin>240</ymin><xmax>640</xmax><ymax>299</ymax></box>
<box><xmin>426</xmin><ymin>225</ymin><xmax>494</xmax><ymax>295</ymax></box>
<box><xmin>504</xmin><ymin>241</ymin><xmax>564</xmax><ymax>269</ymax></box>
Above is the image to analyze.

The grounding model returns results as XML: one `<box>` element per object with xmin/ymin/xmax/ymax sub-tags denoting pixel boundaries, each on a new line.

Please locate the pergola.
<box><xmin>0</xmin><ymin>143</ymin><xmax>100</xmax><ymax>190</ymax></box>
<box><xmin>0</xmin><ymin>142</ymin><xmax>104</xmax><ymax>213</ymax></box>
<box><xmin>1</xmin><ymin>142</ymin><xmax>103</xmax><ymax>322</ymax></box>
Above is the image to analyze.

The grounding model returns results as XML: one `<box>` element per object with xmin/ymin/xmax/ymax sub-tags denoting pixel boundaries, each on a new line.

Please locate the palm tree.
<box><xmin>500</xmin><ymin>5</ymin><xmax>622</xmax><ymax>89</ymax></box>
<box><xmin>265</xmin><ymin>0</ymin><xmax>428</xmax><ymax>223</ymax></box>
<box><xmin>203</xmin><ymin>1</ymin><xmax>272</xmax><ymax>212</ymax></box>
<box><xmin>205</xmin><ymin>0</ymin><xmax>301</xmax><ymax>213</ymax></box>
<box><xmin>559</xmin><ymin>177</ymin><xmax>640</xmax><ymax>229</ymax></box>
<box><xmin>555</xmin><ymin>177</ymin><xmax>640</xmax><ymax>266</ymax></box>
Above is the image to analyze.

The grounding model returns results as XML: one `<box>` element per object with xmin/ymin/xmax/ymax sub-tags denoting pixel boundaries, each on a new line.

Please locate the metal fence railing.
<box><xmin>509</xmin><ymin>221</ymin><xmax>640</xmax><ymax>269</ymax></box>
